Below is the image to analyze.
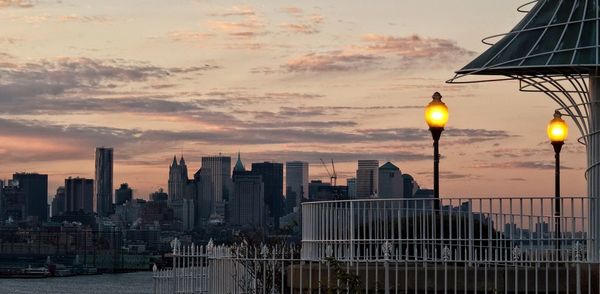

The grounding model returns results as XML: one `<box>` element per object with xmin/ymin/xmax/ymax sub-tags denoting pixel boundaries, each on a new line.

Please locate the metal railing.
<box><xmin>302</xmin><ymin>197</ymin><xmax>590</xmax><ymax>261</ymax></box>
<box><xmin>154</xmin><ymin>239</ymin><xmax>599</xmax><ymax>293</ymax></box>
<box><xmin>153</xmin><ymin>196</ymin><xmax>600</xmax><ymax>293</ymax></box>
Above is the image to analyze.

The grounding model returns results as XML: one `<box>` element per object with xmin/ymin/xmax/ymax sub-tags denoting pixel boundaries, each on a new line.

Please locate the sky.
<box><xmin>0</xmin><ymin>0</ymin><xmax>588</xmax><ymax>200</ymax></box>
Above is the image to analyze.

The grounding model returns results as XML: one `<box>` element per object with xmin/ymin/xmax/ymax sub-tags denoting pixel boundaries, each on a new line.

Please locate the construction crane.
<box><xmin>320</xmin><ymin>158</ymin><xmax>337</xmax><ymax>187</ymax></box>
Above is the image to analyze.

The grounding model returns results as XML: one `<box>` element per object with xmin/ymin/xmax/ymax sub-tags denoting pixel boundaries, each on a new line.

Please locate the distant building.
<box><xmin>230</xmin><ymin>169</ymin><xmax>264</xmax><ymax>228</ymax></box>
<box><xmin>413</xmin><ymin>189</ymin><xmax>434</xmax><ymax>210</ymax></box>
<box><xmin>347</xmin><ymin>178</ymin><xmax>357</xmax><ymax>198</ymax></box>
<box><xmin>1</xmin><ymin>180</ymin><xmax>25</xmax><ymax>222</ymax></box>
<box><xmin>140</xmin><ymin>201</ymin><xmax>175</xmax><ymax>231</ymax></box>
<box><xmin>356</xmin><ymin>160</ymin><xmax>379</xmax><ymax>198</ymax></box>
<box><xmin>51</xmin><ymin>187</ymin><xmax>66</xmax><ymax>217</ymax></box>
<box><xmin>167</xmin><ymin>156</ymin><xmax>195</xmax><ymax>230</ymax></box>
<box><xmin>233</xmin><ymin>152</ymin><xmax>245</xmax><ymax>177</ymax></box>
<box><xmin>308</xmin><ymin>180</ymin><xmax>347</xmax><ymax>200</ymax></box>
<box><xmin>284</xmin><ymin>189</ymin><xmax>297</xmax><ymax>215</ymax></box>
<box><xmin>0</xmin><ymin>180</ymin><xmax>3</xmax><ymax>219</ymax></box>
<box><xmin>181</xmin><ymin>198</ymin><xmax>195</xmax><ymax>231</ymax></box>
<box><xmin>308</xmin><ymin>180</ymin><xmax>330</xmax><ymax>200</ymax></box>
<box><xmin>115</xmin><ymin>198</ymin><xmax>146</xmax><ymax>228</ymax></box>
<box><xmin>13</xmin><ymin>173</ymin><xmax>48</xmax><ymax>223</ymax></box>
<box><xmin>378</xmin><ymin>162</ymin><xmax>403</xmax><ymax>198</ymax></box>
<box><xmin>115</xmin><ymin>183</ymin><xmax>133</xmax><ymax>205</ymax></box>
<box><xmin>168</xmin><ymin>156</ymin><xmax>188</xmax><ymax>203</ymax></box>
<box><xmin>402</xmin><ymin>174</ymin><xmax>419</xmax><ymax>198</ymax></box>
<box><xmin>65</xmin><ymin>177</ymin><xmax>94</xmax><ymax>214</ymax></box>
<box><xmin>201</xmin><ymin>155</ymin><xmax>232</xmax><ymax>219</ymax></box>
<box><xmin>252</xmin><ymin>162</ymin><xmax>283</xmax><ymax>228</ymax></box>
<box><xmin>194</xmin><ymin>168</ymin><xmax>213</xmax><ymax>223</ymax></box>
<box><xmin>95</xmin><ymin>147</ymin><xmax>114</xmax><ymax>216</ymax></box>
<box><xmin>149</xmin><ymin>188</ymin><xmax>168</xmax><ymax>203</ymax></box>
<box><xmin>285</xmin><ymin>161</ymin><xmax>309</xmax><ymax>212</ymax></box>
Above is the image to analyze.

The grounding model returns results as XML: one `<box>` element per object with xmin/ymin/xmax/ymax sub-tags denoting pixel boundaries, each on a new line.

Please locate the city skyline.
<box><xmin>0</xmin><ymin>0</ymin><xmax>587</xmax><ymax>199</ymax></box>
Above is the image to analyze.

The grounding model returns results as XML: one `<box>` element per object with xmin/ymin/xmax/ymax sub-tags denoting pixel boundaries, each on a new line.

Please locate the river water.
<box><xmin>0</xmin><ymin>271</ymin><xmax>153</xmax><ymax>294</ymax></box>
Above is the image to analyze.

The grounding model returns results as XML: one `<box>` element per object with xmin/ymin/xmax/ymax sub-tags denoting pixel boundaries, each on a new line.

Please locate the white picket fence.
<box><xmin>154</xmin><ymin>239</ymin><xmax>599</xmax><ymax>293</ymax></box>
<box><xmin>153</xmin><ymin>197</ymin><xmax>600</xmax><ymax>293</ymax></box>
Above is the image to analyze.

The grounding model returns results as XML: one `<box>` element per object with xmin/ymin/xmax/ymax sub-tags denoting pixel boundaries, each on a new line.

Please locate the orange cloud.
<box><xmin>281</xmin><ymin>6</ymin><xmax>303</xmax><ymax>15</ymax></box>
<box><xmin>208</xmin><ymin>16</ymin><xmax>265</xmax><ymax>38</ymax></box>
<box><xmin>285</xmin><ymin>51</ymin><xmax>380</xmax><ymax>72</ymax></box>
<box><xmin>0</xmin><ymin>0</ymin><xmax>33</xmax><ymax>8</ymax></box>
<box><xmin>284</xmin><ymin>34</ymin><xmax>474</xmax><ymax>72</ymax></box>
<box><xmin>222</xmin><ymin>5</ymin><xmax>256</xmax><ymax>17</ymax></box>
<box><xmin>362</xmin><ymin>34</ymin><xmax>475</xmax><ymax>59</ymax></box>
<box><xmin>168</xmin><ymin>31</ymin><xmax>213</xmax><ymax>42</ymax></box>
<box><xmin>280</xmin><ymin>23</ymin><xmax>319</xmax><ymax>34</ymax></box>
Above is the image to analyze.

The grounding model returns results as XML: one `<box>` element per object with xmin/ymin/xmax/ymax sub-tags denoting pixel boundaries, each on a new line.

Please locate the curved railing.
<box><xmin>301</xmin><ymin>197</ymin><xmax>590</xmax><ymax>262</ymax></box>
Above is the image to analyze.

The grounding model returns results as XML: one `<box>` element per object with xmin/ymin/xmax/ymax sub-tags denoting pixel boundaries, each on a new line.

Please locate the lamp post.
<box><xmin>425</xmin><ymin>92</ymin><xmax>449</xmax><ymax>202</ymax></box>
<box><xmin>547</xmin><ymin>110</ymin><xmax>568</xmax><ymax>251</ymax></box>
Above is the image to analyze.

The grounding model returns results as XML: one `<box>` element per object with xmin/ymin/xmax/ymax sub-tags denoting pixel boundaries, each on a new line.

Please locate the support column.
<box><xmin>588</xmin><ymin>75</ymin><xmax>600</xmax><ymax>261</ymax></box>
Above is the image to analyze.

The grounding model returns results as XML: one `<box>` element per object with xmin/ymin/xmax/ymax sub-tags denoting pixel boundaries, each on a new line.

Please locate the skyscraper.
<box><xmin>347</xmin><ymin>178</ymin><xmax>357</xmax><ymax>198</ymax></box>
<box><xmin>356</xmin><ymin>160</ymin><xmax>379</xmax><ymax>198</ymax></box>
<box><xmin>13</xmin><ymin>173</ymin><xmax>48</xmax><ymax>222</ymax></box>
<box><xmin>230</xmin><ymin>168</ymin><xmax>264</xmax><ymax>228</ymax></box>
<box><xmin>194</xmin><ymin>168</ymin><xmax>213</xmax><ymax>222</ymax></box>
<box><xmin>115</xmin><ymin>183</ymin><xmax>133</xmax><ymax>205</ymax></box>
<box><xmin>168</xmin><ymin>156</ymin><xmax>188</xmax><ymax>203</ymax></box>
<box><xmin>285</xmin><ymin>161</ymin><xmax>309</xmax><ymax>212</ymax></box>
<box><xmin>51</xmin><ymin>187</ymin><xmax>65</xmax><ymax>217</ymax></box>
<box><xmin>252</xmin><ymin>162</ymin><xmax>283</xmax><ymax>228</ymax></box>
<box><xmin>201</xmin><ymin>155</ymin><xmax>232</xmax><ymax>219</ymax></box>
<box><xmin>65</xmin><ymin>177</ymin><xmax>94</xmax><ymax>213</ymax></box>
<box><xmin>1</xmin><ymin>180</ymin><xmax>25</xmax><ymax>221</ymax></box>
<box><xmin>95</xmin><ymin>147</ymin><xmax>114</xmax><ymax>216</ymax></box>
<box><xmin>378</xmin><ymin>162</ymin><xmax>403</xmax><ymax>198</ymax></box>
<box><xmin>402</xmin><ymin>174</ymin><xmax>419</xmax><ymax>198</ymax></box>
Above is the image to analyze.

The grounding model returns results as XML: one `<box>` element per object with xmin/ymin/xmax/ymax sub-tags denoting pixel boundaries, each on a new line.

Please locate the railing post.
<box><xmin>468</xmin><ymin>199</ymin><xmax>474</xmax><ymax>264</ymax></box>
<box><xmin>350</xmin><ymin>201</ymin><xmax>354</xmax><ymax>262</ymax></box>
<box><xmin>382</xmin><ymin>241</ymin><xmax>391</xmax><ymax>294</ymax></box>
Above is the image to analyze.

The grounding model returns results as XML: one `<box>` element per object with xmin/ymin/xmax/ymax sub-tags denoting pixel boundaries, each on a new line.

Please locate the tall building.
<box><xmin>402</xmin><ymin>174</ymin><xmax>419</xmax><ymax>198</ymax></box>
<box><xmin>233</xmin><ymin>152</ymin><xmax>245</xmax><ymax>177</ymax></box>
<box><xmin>168</xmin><ymin>156</ymin><xmax>188</xmax><ymax>203</ymax></box>
<box><xmin>194</xmin><ymin>168</ymin><xmax>213</xmax><ymax>223</ymax></box>
<box><xmin>378</xmin><ymin>162</ymin><xmax>404</xmax><ymax>198</ymax></box>
<box><xmin>347</xmin><ymin>178</ymin><xmax>357</xmax><ymax>198</ymax></box>
<box><xmin>51</xmin><ymin>187</ymin><xmax>66</xmax><ymax>217</ymax></box>
<box><xmin>1</xmin><ymin>180</ymin><xmax>24</xmax><ymax>221</ymax></box>
<box><xmin>13</xmin><ymin>173</ymin><xmax>48</xmax><ymax>222</ymax></box>
<box><xmin>168</xmin><ymin>156</ymin><xmax>194</xmax><ymax>231</ymax></box>
<box><xmin>115</xmin><ymin>183</ymin><xmax>133</xmax><ymax>205</ymax></box>
<box><xmin>0</xmin><ymin>180</ymin><xmax>4</xmax><ymax>219</ymax></box>
<box><xmin>65</xmin><ymin>177</ymin><xmax>94</xmax><ymax>214</ymax></box>
<box><xmin>230</xmin><ymin>166</ymin><xmax>264</xmax><ymax>228</ymax></box>
<box><xmin>95</xmin><ymin>147</ymin><xmax>114</xmax><ymax>216</ymax></box>
<box><xmin>201</xmin><ymin>155</ymin><xmax>232</xmax><ymax>218</ymax></box>
<box><xmin>285</xmin><ymin>161</ymin><xmax>309</xmax><ymax>212</ymax></box>
<box><xmin>252</xmin><ymin>162</ymin><xmax>283</xmax><ymax>228</ymax></box>
<box><xmin>356</xmin><ymin>160</ymin><xmax>379</xmax><ymax>198</ymax></box>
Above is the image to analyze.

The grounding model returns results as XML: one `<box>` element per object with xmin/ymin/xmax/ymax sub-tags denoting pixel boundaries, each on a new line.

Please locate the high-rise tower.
<box><xmin>252</xmin><ymin>162</ymin><xmax>283</xmax><ymax>228</ymax></box>
<box><xmin>285</xmin><ymin>161</ymin><xmax>309</xmax><ymax>212</ymax></box>
<box><xmin>95</xmin><ymin>147</ymin><xmax>113</xmax><ymax>216</ymax></box>
<box><xmin>201</xmin><ymin>155</ymin><xmax>232</xmax><ymax>218</ymax></box>
<box><xmin>168</xmin><ymin>156</ymin><xmax>188</xmax><ymax>203</ymax></box>
<box><xmin>356</xmin><ymin>160</ymin><xmax>379</xmax><ymax>198</ymax></box>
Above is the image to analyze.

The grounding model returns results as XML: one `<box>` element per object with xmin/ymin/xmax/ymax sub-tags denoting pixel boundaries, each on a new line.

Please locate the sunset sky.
<box><xmin>0</xmin><ymin>0</ymin><xmax>588</xmax><ymax>200</ymax></box>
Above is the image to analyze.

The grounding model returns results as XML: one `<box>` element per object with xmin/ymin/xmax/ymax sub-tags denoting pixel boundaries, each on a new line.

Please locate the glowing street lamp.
<box><xmin>425</xmin><ymin>92</ymin><xmax>448</xmax><ymax>200</ymax></box>
<box><xmin>547</xmin><ymin>110</ymin><xmax>568</xmax><ymax>250</ymax></box>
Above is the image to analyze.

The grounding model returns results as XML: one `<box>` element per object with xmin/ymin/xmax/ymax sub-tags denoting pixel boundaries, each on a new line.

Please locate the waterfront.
<box><xmin>0</xmin><ymin>272</ymin><xmax>152</xmax><ymax>294</ymax></box>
